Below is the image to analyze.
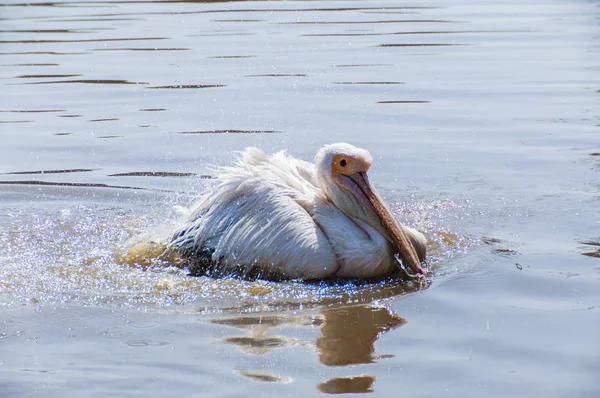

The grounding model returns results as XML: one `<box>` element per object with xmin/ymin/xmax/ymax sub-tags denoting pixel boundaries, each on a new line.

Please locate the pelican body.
<box><xmin>169</xmin><ymin>143</ymin><xmax>426</xmax><ymax>280</ymax></box>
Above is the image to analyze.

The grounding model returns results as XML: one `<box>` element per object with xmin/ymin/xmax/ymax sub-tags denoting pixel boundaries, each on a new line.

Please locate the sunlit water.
<box><xmin>1</xmin><ymin>0</ymin><xmax>599</xmax><ymax>397</ymax></box>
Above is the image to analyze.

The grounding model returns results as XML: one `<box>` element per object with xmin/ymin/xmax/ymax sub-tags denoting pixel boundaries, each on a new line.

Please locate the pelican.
<box><xmin>168</xmin><ymin>143</ymin><xmax>426</xmax><ymax>280</ymax></box>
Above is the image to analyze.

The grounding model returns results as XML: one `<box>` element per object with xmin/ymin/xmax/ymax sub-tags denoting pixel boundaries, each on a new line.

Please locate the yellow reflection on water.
<box><xmin>213</xmin><ymin>303</ymin><xmax>406</xmax><ymax>393</ymax></box>
<box><xmin>318</xmin><ymin>375</ymin><xmax>376</xmax><ymax>394</ymax></box>
<box><xmin>317</xmin><ymin>305</ymin><xmax>405</xmax><ymax>366</ymax></box>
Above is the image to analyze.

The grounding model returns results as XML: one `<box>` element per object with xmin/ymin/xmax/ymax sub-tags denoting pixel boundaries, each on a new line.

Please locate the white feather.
<box><xmin>168</xmin><ymin>144</ymin><xmax>426</xmax><ymax>280</ymax></box>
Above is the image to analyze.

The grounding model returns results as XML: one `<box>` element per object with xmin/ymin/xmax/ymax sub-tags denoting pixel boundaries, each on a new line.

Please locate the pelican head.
<box><xmin>315</xmin><ymin>143</ymin><xmax>424</xmax><ymax>276</ymax></box>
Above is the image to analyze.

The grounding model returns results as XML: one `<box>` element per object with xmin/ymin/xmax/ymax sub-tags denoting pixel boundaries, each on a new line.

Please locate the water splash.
<box><xmin>0</xmin><ymin>193</ymin><xmax>479</xmax><ymax>313</ymax></box>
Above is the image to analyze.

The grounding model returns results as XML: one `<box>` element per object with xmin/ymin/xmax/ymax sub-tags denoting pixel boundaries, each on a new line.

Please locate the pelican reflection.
<box><xmin>211</xmin><ymin>303</ymin><xmax>406</xmax><ymax>394</ymax></box>
<box><xmin>316</xmin><ymin>305</ymin><xmax>405</xmax><ymax>366</ymax></box>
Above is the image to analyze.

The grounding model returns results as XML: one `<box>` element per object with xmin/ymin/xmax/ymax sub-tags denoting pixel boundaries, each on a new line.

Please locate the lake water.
<box><xmin>1</xmin><ymin>0</ymin><xmax>599</xmax><ymax>396</ymax></box>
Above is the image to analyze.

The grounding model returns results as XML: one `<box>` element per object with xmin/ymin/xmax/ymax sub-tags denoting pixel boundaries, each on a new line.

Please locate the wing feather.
<box><xmin>169</xmin><ymin>148</ymin><xmax>338</xmax><ymax>279</ymax></box>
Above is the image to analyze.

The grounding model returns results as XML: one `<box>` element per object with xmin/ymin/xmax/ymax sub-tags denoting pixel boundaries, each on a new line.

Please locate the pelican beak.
<box><xmin>344</xmin><ymin>172</ymin><xmax>424</xmax><ymax>276</ymax></box>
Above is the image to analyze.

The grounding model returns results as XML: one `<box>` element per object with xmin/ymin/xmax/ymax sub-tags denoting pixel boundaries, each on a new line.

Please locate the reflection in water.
<box><xmin>22</xmin><ymin>79</ymin><xmax>148</xmax><ymax>85</ymax></box>
<box><xmin>318</xmin><ymin>375</ymin><xmax>376</xmax><ymax>394</ymax></box>
<box><xmin>0</xmin><ymin>109</ymin><xmax>65</xmax><ymax>113</ymax></box>
<box><xmin>332</xmin><ymin>64</ymin><xmax>392</xmax><ymax>68</ymax></box>
<box><xmin>580</xmin><ymin>241</ymin><xmax>600</xmax><ymax>259</ymax></box>
<box><xmin>89</xmin><ymin>118</ymin><xmax>119</xmax><ymax>122</ymax></box>
<box><xmin>235</xmin><ymin>369</ymin><xmax>293</xmax><ymax>384</ymax></box>
<box><xmin>377</xmin><ymin>100</ymin><xmax>430</xmax><ymax>104</ymax></box>
<box><xmin>379</xmin><ymin>43</ymin><xmax>461</xmax><ymax>47</ymax></box>
<box><xmin>92</xmin><ymin>47</ymin><xmax>189</xmax><ymax>52</ymax></box>
<box><xmin>317</xmin><ymin>305</ymin><xmax>405</xmax><ymax>366</ymax></box>
<box><xmin>280</xmin><ymin>19</ymin><xmax>456</xmax><ymax>25</ymax></box>
<box><xmin>208</xmin><ymin>55</ymin><xmax>256</xmax><ymax>59</ymax></box>
<box><xmin>0</xmin><ymin>51</ymin><xmax>89</xmax><ymax>55</ymax></box>
<box><xmin>146</xmin><ymin>84</ymin><xmax>225</xmax><ymax>89</ymax></box>
<box><xmin>212</xmin><ymin>314</ymin><xmax>320</xmax><ymax>355</ymax></box>
<box><xmin>0</xmin><ymin>3</ymin><xmax>435</xmax><ymax>13</ymax></box>
<box><xmin>108</xmin><ymin>171</ymin><xmax>200</xmax><ymax>178</ymax></box>
<box><xmin>304</xmin><ymin>30</ymin><xmax>494</xmax><ymax>37</ymax></box>
<box><xmin>0</xmin><ymin>37</ymin><xmax>166</xmax><ymax>44</ymax></box>
<box><xmin>0</xmin><ymin>180</ymin><xmax>148</xmax><ymax>191</ymax></box>
<box><xmin>2</xmin><ymin>168</ymin><xmax>95</xmax><ymax>175</ymax></box>
<box><xmin>1</xmin><ymin>63</ymin><xmax>59</xmax><ymax>66</ymax></box>
<box><xmin>191</xmin><ymin>32</ymin><xmax>256</xmax><ymax>37</ymax></box>
<box><xmin>0</xmin><ymin>29</ymin><xmax>100</xmax><ymax>34</ymax></box>
<box><xmin>213</xmin><ymin>304</ymin><xmax>405</xmax><ymax>393</ymax></box>
<box><xmin>213</xmin><ymin>19</ymin><xmax>264</xmax><ymax>23</ymax></box>
<box><xmin>175</xmin><ymin>129</ymin><xmax>280</xmax><ymax>134</ymax></box>
<box><xmin>15</xmin><ymin>74</ymin><xmax>81</xmax><ymax>78</ymax></box>
<box><xmin>332</xmin><ymin>81</ymin><xmax>404</xmax><ymax>85</ymax></box>
<box><xmin>245</xmin><ymin>74</ymin><xmax>307</xmax><ymax>77</ymax></box>
<box><xmin>224</xmin><ymin>335</ymin><xmax>300</xmax><ymax>355</ymax></box>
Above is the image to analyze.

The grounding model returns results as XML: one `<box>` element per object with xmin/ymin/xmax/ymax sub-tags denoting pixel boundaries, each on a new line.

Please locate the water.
<box><xmin>1</xmin><ymin>0</ymin><xmax>599</xmax><ymax>396</ymax></box>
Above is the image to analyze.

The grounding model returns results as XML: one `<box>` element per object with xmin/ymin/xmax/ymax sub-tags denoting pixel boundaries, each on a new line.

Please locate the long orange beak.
<box><xmin>343</xmin><ymin>172</ymin><xmax>424</xmax><ymax>276</ymax></box>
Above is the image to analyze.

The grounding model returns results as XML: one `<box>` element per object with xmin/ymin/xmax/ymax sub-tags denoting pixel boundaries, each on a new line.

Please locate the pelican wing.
<box><xmin>169</xmin><ymin>148</ymin><xmax>339</xmax><ymax>279</ymax></box>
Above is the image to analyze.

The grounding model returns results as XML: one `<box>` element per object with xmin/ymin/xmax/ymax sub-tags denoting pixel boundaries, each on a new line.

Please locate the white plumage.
<box><xmin>169</xmin><ymin>143</ymin><xmax>426</xmax><ymax>280</ymax></box>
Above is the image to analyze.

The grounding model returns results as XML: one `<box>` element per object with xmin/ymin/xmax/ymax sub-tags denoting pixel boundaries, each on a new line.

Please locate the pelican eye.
<box><xmin>340</xmin><ymin>159</ymin><xmax>347</xmax><ymax>167</ymax></box>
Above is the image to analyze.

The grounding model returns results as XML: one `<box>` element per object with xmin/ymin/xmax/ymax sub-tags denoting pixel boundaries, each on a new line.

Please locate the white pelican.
<box><xmin>168</xmin><ymin>143</ymin><xmax>426</xmax><ymax>280</ymax></box>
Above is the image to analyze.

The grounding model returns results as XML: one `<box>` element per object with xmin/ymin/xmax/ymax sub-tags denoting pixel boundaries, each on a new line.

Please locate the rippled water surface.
<box><xmin>1</xmin><ymin>0</ymin><xmax>599</xmax><ymax>396</ymax></box>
